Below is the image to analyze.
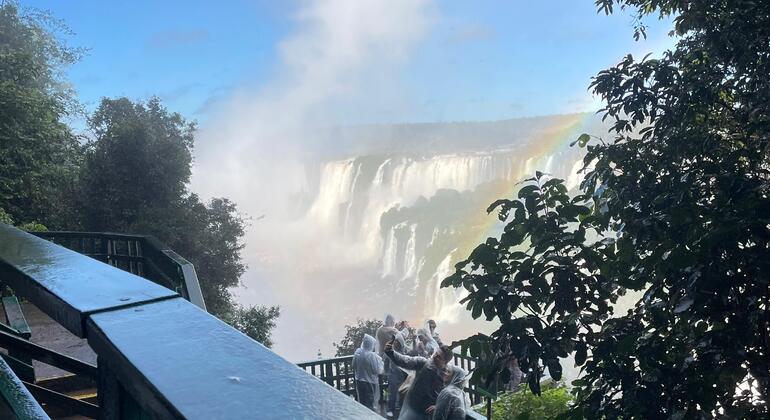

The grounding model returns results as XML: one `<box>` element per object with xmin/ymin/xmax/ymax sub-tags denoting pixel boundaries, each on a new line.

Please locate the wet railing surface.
<box><xmin>299</xmin><ymin>352</ymin><xmax>489</xmax><ymax>419</ymax></box>
<box><xmin>32</xmin><ymin>231</ymin><xmax>206</xmax><ymax>311</ymax></box>
<box><xmin>0</xmin><ymin>224</ymin><xmax>380</xmax><ymax>419</ymax></box>
<box><xmin>0</xmin><ymin>354</ymin><xmax>50</xmax><ymax>419</ymax></box>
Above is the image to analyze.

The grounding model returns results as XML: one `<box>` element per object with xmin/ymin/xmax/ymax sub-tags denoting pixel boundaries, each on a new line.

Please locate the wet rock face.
<box><xmin>296</xmin><ymin>147</ymin><xmax>583</xmax><ymax>317</ymax></box>
<box><xmin>247</xmin><ymin>116</ymin><xmax>605</xmax><ymax>360</ymax></box>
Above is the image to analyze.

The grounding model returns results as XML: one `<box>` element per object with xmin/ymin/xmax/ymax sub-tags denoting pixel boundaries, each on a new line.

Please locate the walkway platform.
<box><xmin>1</xmin><ymin>301</ymin><xmax>97</xmax><ymax>381</ymax></box>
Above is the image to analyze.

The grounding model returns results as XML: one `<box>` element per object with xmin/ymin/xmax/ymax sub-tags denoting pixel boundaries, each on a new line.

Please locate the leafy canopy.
<box><xmin>444</xmin><ymin>0</ymin><xmax>770</xmax><ymax>417</ymax></box>
<box><xmin>77</xmin><ymin>97</ymin><xmax>280</xmax><ymax>346</ymax></box>
<box><xmin>223</xmin><ymin>304</ymin><xmax>281</xmax><ymax>349</ymax></box>
<box><xmin>0</xmin><ymin>3</ymin><xmax>279</xmax><ymax>347</ymax></box>
<box><xmin>0</xmin><ymin>1</ymin><xmax>83</xmax><ymax>228</ymax></box>
<box><xmin>333</xmin><ymin>318</ymin><xmax>382</xmax><ymax>357</ymax></box>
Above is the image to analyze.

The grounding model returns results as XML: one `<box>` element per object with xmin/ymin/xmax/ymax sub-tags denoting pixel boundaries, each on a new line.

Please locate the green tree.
<box><xmin>223</xmin><ymin>304</ymin><xmax>280</xmax><ymax>349</ymax></box>
<box><xmin>0</xmin><ymin>1</ymin><xmax>83</xmax><ymax>228</ymax></box>
<box><xmin>176</xmin><ymin>195</ymin><xmax>250</xmax><ymax>317</ymax></box>
<box><xmin>444</xmin><ymin>0</ymin><xmax>770</xmax><ymax>417</ymax></box>
<box><xmin>79</xmin><ymin>97</ymin><xmax>279</xmax><ymax>346</ymax></box>
<box><xmin>78</xmin><ymin>97</ymin><xmax>195</xmax><ymax>233</ymax></box>
<box><xmin>333</xmin><ymin>318</ymin><xmax>382</xmax><ymax>356</ymax></box>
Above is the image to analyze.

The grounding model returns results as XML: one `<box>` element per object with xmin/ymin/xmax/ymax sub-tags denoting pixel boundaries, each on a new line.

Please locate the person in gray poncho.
<box><xmin>384</xmin><ymin>338</ymin><xmax>454</xmax><ymax>420</ymax></box>
<box><xmin>376</xmin><ymin>314</ymin><xmax>398</xmax><ymax>357</ymax></box>
<box><xmin>433</xmin><ymin>365</ymin><xmax>468</xmax><ymax>420</ymax></box>
<box><xmin>415</xmin><ymin>328</ymin><xmax>439</xmax><ymax>357</ymax></box>
<box><xmin>353</xmin><ymin>334</ymin><xmax>384</xmax><ymax>411</ymax></box>
<box><xmin>386</xmin><ymin>329</ymin><xmax>409</xmax><ymax>417</ymax></box>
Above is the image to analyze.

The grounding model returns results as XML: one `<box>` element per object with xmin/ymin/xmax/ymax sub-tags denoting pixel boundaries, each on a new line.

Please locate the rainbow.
<box><xmin>450</xmin><ymin>112</ymin><xmax>598</xmax><ymax>266</ymax></box>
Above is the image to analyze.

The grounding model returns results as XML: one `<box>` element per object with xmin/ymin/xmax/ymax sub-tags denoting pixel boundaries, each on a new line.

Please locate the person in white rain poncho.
<box><xmin>415</xmin><ymin>328</ymin><xmax>439</xmax><ymax>358</ymax></box>
<box><xmin>433</xmin><ymin>365</ymin><xmax>469</xmax><ymax>420</ymax></box>
<box><xmin>352</xmin><ymin>334</ymin><xmax>384</xmax><ymax>411</ymax></box>
<box><xmin>425</xmin><ymin>319</ymin><xmax>442</xmax><ymax>345</ymax></box>
<box><xmin>377</xmin><ymin>314</ymin><xmax>398</xmax><ymax>357</ymax></box>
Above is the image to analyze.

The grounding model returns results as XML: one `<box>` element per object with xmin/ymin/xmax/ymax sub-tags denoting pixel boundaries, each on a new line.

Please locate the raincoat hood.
<box><xmin>361</xmin><ymin>334</ymin><xmax>376</xmax><ymax>352</ymax></box>
<box><xmin>447</xmin><ymin>365</ymin><xmax>467</xmax><ymax>387</ymax></box>
<box><xmin>417</xmin><ymin>328</ymin><xmax>439</xmax><ymax>356</ymax></box>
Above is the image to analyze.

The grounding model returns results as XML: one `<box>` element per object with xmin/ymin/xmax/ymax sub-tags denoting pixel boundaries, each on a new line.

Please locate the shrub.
<box><xmin>491</xmin><ymin>381</ymin><xmax>571</xmax><ymax>420</ymax></box>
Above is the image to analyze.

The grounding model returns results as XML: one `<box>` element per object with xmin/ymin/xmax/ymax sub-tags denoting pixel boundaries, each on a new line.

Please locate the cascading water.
<box><xmin>239</xmin><ymin>113</ymin><xmax>606</xmax><ymax>360</ymax></box>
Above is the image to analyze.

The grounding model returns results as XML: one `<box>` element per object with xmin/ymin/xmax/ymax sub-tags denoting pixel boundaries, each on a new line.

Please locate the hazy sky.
<box><xmin>29</xmin><ymin>0</ymin><xmax>674</xmax><ymax>124</ymax></box>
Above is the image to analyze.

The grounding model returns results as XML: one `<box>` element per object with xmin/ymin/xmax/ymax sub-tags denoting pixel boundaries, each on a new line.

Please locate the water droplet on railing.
<box><xmin>228</xmin><ymin>376</ymin><xmax>241</xmax><ymax>383</ymax></box>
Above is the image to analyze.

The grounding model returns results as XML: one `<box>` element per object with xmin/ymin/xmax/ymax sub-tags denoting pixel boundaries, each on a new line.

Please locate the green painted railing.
<box><xmin>0</xmin><ymin>355</ymin><xmax>50</xmax><ymax>419</ymax></box>
<box><xmin>32</xmin><ymin>231</ymin><xmax>206</xmax><ymax>311</ymax></box>
<box><xmin>0</xmin><ymin>224</ymin><xmax>380</xmax><ymax>419</ymax></box>
<box><xmin>299</xmin><ymin>352</ymin><xmax>490</xmax><ymax>419</ymax></box>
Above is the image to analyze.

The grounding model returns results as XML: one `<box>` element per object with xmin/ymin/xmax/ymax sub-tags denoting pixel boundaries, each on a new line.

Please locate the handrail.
<box><xmin>299</xmin><ymin>352</ymin><xmax>489</xmax><ymax>419</ymax></box>
<box><xmin>1</xmin><ymin>227</ymin><xmax>179</xmax><ymax>337</ymax></box>
<box><xmin>0</xmin><ymin>355</ymin><xmax>50</xmax><ymax>420</ymax></box>
<box><xmin>1</xmin><ymin>224</ymin><xmax>379</xmax><ymax>419</ymax></box>
<box><xmin>32</xmin><ymin>231</ymin><xmax>207</xmax><ymax>311</ymax></box>
<box><xmin>297</xmin><ymin>354</ymin><xmax>355</xmax><ymax>366</ymax></box>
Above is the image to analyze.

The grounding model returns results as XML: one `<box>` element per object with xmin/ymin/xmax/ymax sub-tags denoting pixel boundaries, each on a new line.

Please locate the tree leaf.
<box><xmin>577</xmin><ymin>133</ymin><xmax>591</xmax><ymax>147</ymax></box>
<box><xmin>674</xmin><ymin>297</ymin><xmax>694</xmax><ymax>314</ymax></box>
<box><xmin>575</xmin><ymin>341</ymin><xmax>587</xmax><ymax>366</ymax></box>
<box><xmin>547</xmin><ymin>359</ymin><xmax>563</xmax><ymax>381</ymax></box>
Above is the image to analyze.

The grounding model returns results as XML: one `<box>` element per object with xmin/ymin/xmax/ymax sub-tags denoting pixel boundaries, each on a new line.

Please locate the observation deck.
<box><xmin>0</xmin><ymin>224</ymin><xmax>488</xmax><ymax>419</ymax></box>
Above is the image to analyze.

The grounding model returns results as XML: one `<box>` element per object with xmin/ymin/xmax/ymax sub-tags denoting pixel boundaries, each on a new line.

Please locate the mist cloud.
<box><xmin>192</xmin><ymin>0</ymin><xmax>436</xmax><ymax>213</ymax></box>
<box><xmin>190</xmin><ymin>0</ymin><xmax>437</xmax><ymax>359</ymax></box>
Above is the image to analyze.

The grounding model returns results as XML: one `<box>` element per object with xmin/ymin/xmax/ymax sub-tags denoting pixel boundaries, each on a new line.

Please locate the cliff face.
<box><xmin>243</xmin><ymin>112</ymin><xmax>606</xmax><ymax>360</ymax></box>
<box><xmin>297</xmin><ymin>146</ymin><xmax>585</xmax><ymax>322</ymax></box>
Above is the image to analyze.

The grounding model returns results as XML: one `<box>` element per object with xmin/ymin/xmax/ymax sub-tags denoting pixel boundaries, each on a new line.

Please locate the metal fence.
<box><xmin>0</xmin><ymin>225</ymin><xmax>379</xmax><ymax>419</ymax></box>
<box><xmin>32</xmin><ymin>231</ymin><xmax>206</xmax><ymax>311</ymax></box>
<box><xmin>298</xmin><ymin>351</ymin><xmax>489</xmax><ymax>418</ymax></box>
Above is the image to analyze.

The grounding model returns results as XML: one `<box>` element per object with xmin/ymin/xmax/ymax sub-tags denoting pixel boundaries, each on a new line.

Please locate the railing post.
<box><xmin>98</xmin><ymin>356</ymin><xmax>149</xmax><ymax>420</ymax></box>
<box><xmin>324</xmin><ymin>361</ymin><xmax>334</xmax><ymax>386</ymax></box>
<box><xmin>97</xmin><ymin>356</ymin><xmax>120</xmax><ymax>419</ymax></box>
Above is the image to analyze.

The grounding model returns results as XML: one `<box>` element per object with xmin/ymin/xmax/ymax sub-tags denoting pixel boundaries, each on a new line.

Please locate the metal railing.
<box><xmin>298</xmin><ymin>355</ymin><xmax>357</xmax><ymax>397</ymax></box>
<box><xmin>298</xmin><ymin>352</ymin><xmax>489</xmax><ymax>419</ymax></box>
<box><xmin>0</xmin><ymin>224</ymin><xmax>379</xmax><ymax>419</ymax></box>
<box><xmin>0</xmin><ymin>354</ymin><xmax>50</xmax><ymax>419</ymax></box>
<box><xmin>32</xmin><ymin>231</ymin><xmax>206</xmax><ymax>311</ymax></box>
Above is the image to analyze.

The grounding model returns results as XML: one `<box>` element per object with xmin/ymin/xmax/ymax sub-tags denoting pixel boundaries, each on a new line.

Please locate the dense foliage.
<box><xmin>77</xmin><ymin>97</ymin><xmax>249</xmax><ymax>317</ymax></box>
<box><xmin>78</xmin><ymin>97</ymin><xmax>195</xmax><ymax>234</ymax></box>
<box><xmin>333</xmin><ymin>318</ymin><xmax>382</xmax><ymax>356</ymax></box>
<box><xmin>223</xmin><ymin>304</ymin><xmax>281</xmax><ymax>349</ymax></box>
<box><xmin>0</xmin><ymin>1</ymin><xmax>82</xmax><ymax>228</ymax></box>
<box><xmin>0</xmin><ymin>2</ymin><xmax>278</xmax><ymax>347</ymax></box>
<box><xmin>444</xmin><ymin>0</ymin><xmax>770</xmax><ymax>417</ymax></box>
<box><xmin>490</xmin><ymin>381</ymin><xmax>571</xmax><ymax>420</ymax></box>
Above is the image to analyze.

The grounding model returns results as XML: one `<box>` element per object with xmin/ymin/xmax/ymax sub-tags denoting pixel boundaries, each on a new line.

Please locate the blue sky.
<box><xmin>27</xmin><ymin>0</ymin><xmax>674</xmax><ymax>125</ymax></box>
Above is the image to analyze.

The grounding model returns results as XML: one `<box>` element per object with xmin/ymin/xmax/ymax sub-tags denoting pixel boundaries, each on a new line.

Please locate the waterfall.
<box><xmin>239</xmin><ymin>114</ymin><xmax>606</xmax><ymax>360</ymax></box>
<box><xmin>292</xmin><ymin>144</ymin><xmax>586</xmax><ymax>323</ymax></box>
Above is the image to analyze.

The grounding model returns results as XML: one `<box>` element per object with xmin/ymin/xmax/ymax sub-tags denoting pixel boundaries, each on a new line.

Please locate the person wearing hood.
<box><xmin>386</xmin><ymin>329</ymin><xmax>410</xmax><ymax>417</ymax></box>
<box><xmin>376</xmin><ymin>314</ymin><xmax>398</xmax><ymax>357</ymax></box>
<box><xmin>415</xmin><ymin>328</ymin><xmax>439</xmax><ymax>358</ymax></box>
<box><xmin>433</xmin><ymin>365</ymin><xmax>468</xmax><ymax>420</ymax></box>
<box><xmin>384</xmin><ymin>338</ymin><xmax>454</xmax><ymax>420</ymax></box>
<box><xmin>425</xmin><ymin>319</ymin><xmax>442</xmax><ymax>346</ymax></box>
<box><xmin>353</xmin><ymin>334</ymin><xmax>384</xmax><ymax>411</ymax></box>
